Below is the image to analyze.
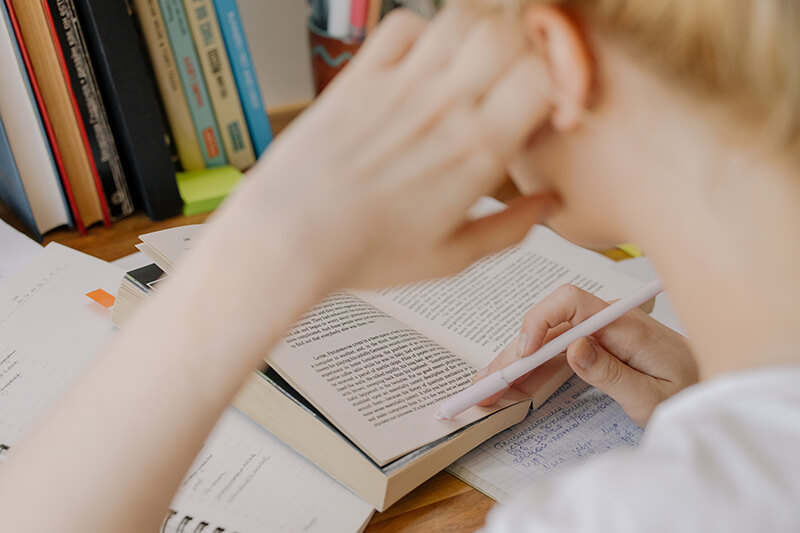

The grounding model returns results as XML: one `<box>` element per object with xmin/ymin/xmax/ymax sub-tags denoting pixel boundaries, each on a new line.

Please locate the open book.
<box><xmin>114</xmin><ymin>200</ymin><xmax>643</xmax><ymax>509</ymax></box>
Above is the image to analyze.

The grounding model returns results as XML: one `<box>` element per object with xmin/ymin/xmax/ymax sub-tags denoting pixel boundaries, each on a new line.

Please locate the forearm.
<box><xmin>0</xmin><ymin>203</ymin><xmax>333</xmax><ymax>533</ymax></box>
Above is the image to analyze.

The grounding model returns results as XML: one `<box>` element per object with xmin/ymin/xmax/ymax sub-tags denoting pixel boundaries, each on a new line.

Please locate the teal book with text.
<box><xmin>213</xmin><ymin>0</ymin><xmax>273</xmax><ymax>157</ymax></box>
<box><xmin>158</xmin><ymin>0</ymin><xmax>227</xmax><ymax>167</ymax></box>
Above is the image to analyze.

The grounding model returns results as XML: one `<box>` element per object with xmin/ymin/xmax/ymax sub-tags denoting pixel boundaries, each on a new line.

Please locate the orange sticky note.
<box><xmin>86</xmin><ymin>289</ymin><xmax>115</xmax><ymax>309</ymax></box>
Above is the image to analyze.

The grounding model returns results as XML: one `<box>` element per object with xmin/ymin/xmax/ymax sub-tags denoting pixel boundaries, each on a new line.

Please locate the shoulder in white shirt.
<box><xmin>482</xmin><ymin>366</ymin><xmax>800</xmax><ymax>533</ymax></box>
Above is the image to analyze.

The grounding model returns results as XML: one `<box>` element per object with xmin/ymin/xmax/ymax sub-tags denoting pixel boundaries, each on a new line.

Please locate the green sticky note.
<box><xmin>617</xmin><ymin>243</ymin><xmax>644</xmax><ymax>258</ymax></box>
<box><xmin>176</xmin><ymin>166</ymin><xmax>243</xmax><ymax>216</ymax></box>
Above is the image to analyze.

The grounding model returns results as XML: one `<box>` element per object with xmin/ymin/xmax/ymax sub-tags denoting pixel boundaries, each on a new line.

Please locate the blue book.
<box><xmin>0</xmin><ymin>115</ymin><xmax>39</xmax><ymax>239</ymax></box>
<box><xmin>0</xmin><ymin>2</ymin><xmax>71</xmax><ymax>238</ymax></box>
<box><xmin>158</xmin><ymin>0</ymin><xmax>227</xmax><ymax>167</ymax></box>
<box><xmin>214</xmin><ymin>0</ymin><xmax>273</xmax><ymax>156</ymax></box>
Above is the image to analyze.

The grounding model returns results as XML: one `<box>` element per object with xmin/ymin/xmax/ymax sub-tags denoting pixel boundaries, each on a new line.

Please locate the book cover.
<box><xmin>132</xmin><ymin>0</ymin><xmax>206</xmax><ymax>171</ymax></box>
<box><xmin>213</xmin><ymin>0</ymin><xmax>272</xmax><ymax>157</ymax></box>
<box><xmin>71</xmin><ymin>0</ymin><xmax>184</xmax><ymax>220</ymax></box>
<box><xmin>43</xmin><ymin>0</ymin><xmax>134</xmax><ymax>221</ymax></box>
<box><xmin>0</xmin><ymin>114</ymin><xmax>39</xmax><ymax>239</ymax></box>
<box><xmin>183</xmin><ymin>0</ymin><xmax>255</xmax><ymax>170</ymax></box>
<box><xmin>0</xmin><ymin>2</ymin><xmax>71</xmax><ymax>236</ymax></box>
<box><xmin>6</xmin><ymin>0</ymin><xmax>108</xmax><ymax>233</ymax></box>
<box><xmin>158</xmin><ymin>0</ymin><xmax>226</xmax><ymax>168</ymax></box>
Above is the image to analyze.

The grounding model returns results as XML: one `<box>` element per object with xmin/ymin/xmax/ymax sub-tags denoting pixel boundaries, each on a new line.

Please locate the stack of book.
<box><xmin>0</xmin><ymin>0</ymin><xmax>271</xmax><ymax>239</ymax></box>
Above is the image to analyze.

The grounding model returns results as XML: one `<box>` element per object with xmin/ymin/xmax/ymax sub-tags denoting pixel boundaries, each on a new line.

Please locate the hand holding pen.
<box><xmin>436</xmin><ymin>281</ymin><xmax>699</xmax><ymax>425</ymax></box>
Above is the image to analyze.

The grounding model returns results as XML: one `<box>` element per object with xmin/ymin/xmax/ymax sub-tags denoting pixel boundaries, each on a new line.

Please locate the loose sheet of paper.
<box><xmin>166</xmin><ymin>407</ymin><xmax>373</xmax><ymax>533</ymax></box>
<box><xmin>0</xmin><ymin>218</ymin><xmax>41</xmax><ymax>286</ymax></box>
<box><xmin>137</xmin><ymin>224</ymin><xmax>204</xmax><ymax>273</ymax></box>
<box><xmin>111</xmin><ymin>251</ymin><xmax>150</xmax><ymax>272</ymax></box>
<box><xmin>447</xmin><ymin>257</ymin><xmax>685</xmax><ymax>502</ymax></box>
<box><xmin>0</xmin><ymin>243</ymin><xmax>123</xmax><ymax>448</ymax></box>
<box><xmin>0</xmin><ymin>243</ymin><xmax>373</xmax><ymax>532</ymax></box>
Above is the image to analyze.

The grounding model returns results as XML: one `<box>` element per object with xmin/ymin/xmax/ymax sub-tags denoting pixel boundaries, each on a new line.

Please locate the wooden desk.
<box><xmin>0</xmin><ymin>103</ymin><xmax>630</xmax><ymax>532</ymax></box>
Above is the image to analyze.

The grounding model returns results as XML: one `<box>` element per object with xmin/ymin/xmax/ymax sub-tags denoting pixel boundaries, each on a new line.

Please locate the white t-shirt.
<box><xmin>482</xmin><ymin>367</ymin><xmax>800</xmax><ymax>533</ymax></box>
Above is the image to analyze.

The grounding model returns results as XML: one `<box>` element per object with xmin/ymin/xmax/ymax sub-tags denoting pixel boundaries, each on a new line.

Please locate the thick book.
<box><xmin>132</xmin><ymin>0</ymin><xmax>206</xmax><ymax>171</ymax></box>
<box><xmin>71</xmin><ymin>0</ymin><xmax>184</xmax><ymax>221</ymax></box>
<box><xmin>43</xmin><ymin>0</ymin><xmax>134</xmax><ymax>221</ymax></box>
<box><xmin>213</xmin><ymin>0</ymin><xmax>273</xmax><ymax>157</ymax></box>
<box><xmin>0</xmin><ymin>4</ymin><xmax>71</xmax><ymax>238</ymax></box>
<box><xmin>6</xmin><ymin>0</ymin><xmax>109</xmax><ymax>232</ymax></box>
<box><xmin>182</xmin><ymin>0</ymin><xmax>255</xmax><ymax>170</ymax></box>
<box><xmin>111</xmin><ymin>207</ymin><xmax>643</xmax><ymax>510</ymax></box>
<box><xmin>159</xmin><ymin>0</ymin><xmax>226</xmax><ymax>168</ymax></box>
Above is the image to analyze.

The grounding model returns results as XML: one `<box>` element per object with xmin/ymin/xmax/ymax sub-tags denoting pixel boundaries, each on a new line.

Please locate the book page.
<box><xmin>268</xmin><ymin>291</ymin><xmax>524</xmax><ymax>466</ymax></box>
<box><xmin>0</xmin><ymin>218</ymin><xmax>41</xmax><ymax>285</ymax></box>
<box><xmin>137</xmin><ymin>224</ymin><xmax>204</xmax><ymax>273</ymax></box>
<box><xmin>357</xmin><ymin>229</ymin><xmax>642</xmax><ymax>370</ymax></box>
<box><xmin>165</xmin><ymin>407</ymin><xmax>373</xmax><ymax>533</ymax></box>
<box><xmin>0</xmin><ymin>243</ymin><xmax>122</xmax><ymax>451</ymax></box>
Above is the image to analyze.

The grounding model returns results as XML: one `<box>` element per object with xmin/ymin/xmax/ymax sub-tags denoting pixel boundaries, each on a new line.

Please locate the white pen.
<box><xmin>435</xmin><ymin>279</ymin><xmax>664</xmax><ymax>421</ymax></box>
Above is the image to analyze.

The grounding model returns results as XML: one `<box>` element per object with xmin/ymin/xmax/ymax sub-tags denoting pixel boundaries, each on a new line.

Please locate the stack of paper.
<box><xmin>0</xmin><ymin>239</ymin><xmax>373</xmax><ymax>532</ymax></box>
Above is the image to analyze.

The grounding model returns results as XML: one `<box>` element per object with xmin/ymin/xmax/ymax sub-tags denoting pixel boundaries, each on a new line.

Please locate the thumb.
<box><xmin>566</xmin><ymin>337</ymin><xmax>657</xmax><ymax>425</ymax></box>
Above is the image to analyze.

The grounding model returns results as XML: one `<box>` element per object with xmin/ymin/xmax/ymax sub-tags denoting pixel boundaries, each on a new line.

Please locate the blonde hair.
<box><xmin>469</xmin><ymin>0</ymin><xmax>800</xmax><ymax>152</ymax></box>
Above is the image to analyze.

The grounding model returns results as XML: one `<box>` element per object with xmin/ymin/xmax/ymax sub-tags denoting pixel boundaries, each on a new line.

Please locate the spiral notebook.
<box><xmin>0</xmin><ymin>243</ymin><xmax>373</xmax><ymax>532</ymax></box>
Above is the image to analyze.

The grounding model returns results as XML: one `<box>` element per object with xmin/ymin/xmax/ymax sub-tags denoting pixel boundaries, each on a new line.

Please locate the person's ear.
<box><xmin>521</xmin><ymin>5</ymin><xmax>592</xmax><ymax>131</ymax></box>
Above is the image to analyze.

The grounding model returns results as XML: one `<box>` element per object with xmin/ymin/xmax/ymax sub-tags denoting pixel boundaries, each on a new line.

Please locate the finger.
<box><xmin>398</xmin><ymin>7</ymin><xmax>477</xmax><ymax>77</ymax></box>
<box><xmin>517</xmin><ymin>285</ymin><xmax>610</xmax><ymax>360</ymax></box>
<box><xmin>474</xmin><ymin>320</ymin><xmax>569</xmax><ymax>406</ymax></box>
<box><xmin>441</xmin><ymin>193</ymin><xmax>560</xmax><ymax>273</ymax></box>
<box><xmin>478</xmin><ymin>352</ymin><xmax>570</xmax><ymax>407</ymax></box>
<box><xmin>473</xmin><ymin>287</ymin><xmax>607</xmax><ymax>385</ymax></box>
<box><xmin>439</xmin><ymin>14</ymin><xmax>525</xmax><ymax>102</ymax></box>
<box><xmin>478</xmin><ymin>53</ymin><xmax>553</xmax><ymax>161</ymax></box>
<box><xmin>352</xmin><ymin>9</ymin><xmax>428</xmax><ymax>69</ymax></box>
<box><xmin>566</xmin><ymin>337</ymin><xmax>661</xmax><ymax>425</ymax></box>
<box><xmin>473</xmin><ymin>321</ymin><xmax>569</xmax><ymax>407</ymax></box>
<box><xmin>426</xmin><ymin>55</ymin><xmax>552</xmax><ymax>209</ymax></box>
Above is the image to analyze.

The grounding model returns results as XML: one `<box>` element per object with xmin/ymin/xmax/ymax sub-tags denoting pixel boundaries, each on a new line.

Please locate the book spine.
<box><xmin>132</xmin><ymin>0</ymin><xmax>206</xmax><ymax>171</ymax></box>
<box><xmin>36</xmin><ymin>0</ymin><xmax>111</xmax><ymax>228</ymax></box>
<box><xmin>183</xmin><ymin>0</ymin><xmax>255</xmax><ymax>170</ymax></box>
<box><xmin>70</xmin><ymin>0</ymin><xmax>184</xmax><ymax>221</ymax></box>
<box><xmin>3</xmin><ymin>0</ymin><xmax>86</xmax><ymax>234</ymax></box>
<box><xmin>0</xmin><ymin>112</ymin><xmax>40</xmax><ymax>239</ymax></box>
<box><xmin>44</xmin><ymin>0</ymin><xmax>134</xmax><ymax>221</ymax></box>
<box><xmin>213</xmin><ymin>0</ymin><xmax>272</xmax><ymax>157</ymax></box>
<box><xmin>0</xmin><ymin>3</ymin><xmax>71</xmax><ymax>236</ymax></box>
<box><xmin>158</xmin><ymin>0</ymin><xmax>226</xmax><ymax>167</ymax></box>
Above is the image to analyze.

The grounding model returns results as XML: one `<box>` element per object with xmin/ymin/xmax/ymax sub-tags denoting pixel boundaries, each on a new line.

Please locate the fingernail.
<box><xmin>517</xmin><ymin>333</ymin><xmax>529</xmax><ymax>358</ymax></box>
<box><xmin>574</xmin><ymin>338</ymin><xmax>597</xmax><ymax>371</ymax></box>
<box><xmin>472</xmin><ymin>367</ymin><xmax>490</xmax><ymax>383</ymax></box>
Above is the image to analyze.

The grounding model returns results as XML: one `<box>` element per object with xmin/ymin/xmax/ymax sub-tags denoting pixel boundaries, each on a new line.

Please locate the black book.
<box><xmin>70</xmin><ymin>0</ymin><xmax>182</xmax><ymax>220</ymax></box>
<box><xmin>44</xmin><ymin>0</ymin><xmax>134</xmax><ymax>221</ymax></box>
